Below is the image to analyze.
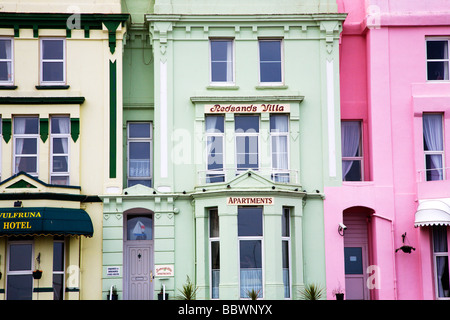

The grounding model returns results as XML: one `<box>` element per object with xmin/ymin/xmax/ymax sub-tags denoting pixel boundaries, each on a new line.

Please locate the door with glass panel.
<box><xmin>124</xmin><ymin>214</ymin><xmax>154</xmax><ymax>300</ymax></box>
<box><xmin>6</xmin><ymin>241</ymin><xmax>33</xmax><ymax>300</ymax></box>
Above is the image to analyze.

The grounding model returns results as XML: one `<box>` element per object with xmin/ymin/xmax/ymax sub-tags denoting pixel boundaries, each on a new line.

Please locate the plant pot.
<box><xmin>32</xmin><ymin>270</ymin><xmax>42</xmax><ymax>280</ymax></box>
<box><xmin>107</xmin><ymin>293</ymin><xmax>118</xmax><ymax>300</ymax></box>
<box><xmin>335</xmin><ymin>293</ymin><xmax>344</xmax><ymax>300</ymax></box>
<box><xmin>158</xmin><ymin>293</ymin><xmax>169</xmax><ymax>300</ymax></box>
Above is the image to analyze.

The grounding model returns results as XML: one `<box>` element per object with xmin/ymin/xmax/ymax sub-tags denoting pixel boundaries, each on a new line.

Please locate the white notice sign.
<box><xmin>106</xmin><ymin>266</ymin><xmax>121</xmax><ymax>276</ymax></box>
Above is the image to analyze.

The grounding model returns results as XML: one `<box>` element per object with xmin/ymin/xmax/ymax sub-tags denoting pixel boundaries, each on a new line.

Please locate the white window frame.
<box><xmin>258</xmin><ymin>39</ymin><xmax>284</xmax><ymax>86</ymax></box>
<box><xmin>238</xmin><ymin>207</ymin><xmax>264</xmax><ymax>299</ymax></box>
<box><xmin>426</xmin><ymin>38</ymin><xmax>450</xmax><ymax>81</ymax></box>
<box><xmin>235</xmin><ymin>115</ymin><xmax>260</xmax><ymax>174</ymax></box>
<box><xmin>0</xmin><ymin>37</ymin><xmax>14</xmax><ymax>85</ymax></box>
<box><xmin>341</xmin><ymin>120</ymin><xmax>364</xmax><ymax>182</ymax></box>
<box><xmin>423</xmin><ymin>113</ymin><xmax>445</xmax><ymax>181</ymax></box>
<box><xmin>205</xmin><ymin>115</ymin><xmax>225</xmax><ymax>183</ymax></box>
<box><xmin>53</xmin><ymin>238</ymin><xmax>66</xmax><ymax>300</ymax></box>
<box><xmin>209</xmin><ymin>38</ymin><xmax>235</xmax><ymax>86</ymax></box>
<box><xmin>127</xmin><ymin>122</ymin><xmax>153</xmax><ymax>187</ymax></box>
<box><xmin>40</xmin><ymin>38</ymin><xmax>66</xmax><ymax>85</ymax></box>
<box><xmin>6</xmin><ymin>240</ymin><xmax>34</xmax><ymax>300</ymax></box>
<box><xmin>281</xmin><ymin>207</ymin><xmax>292</xmax><ymax>299</ymax></box>
<box><xmin>432</xmin><ymin>226</ymin><xmax>450</xmax><ymax>300</ymax></box>
<box><xmin>270</xmin><ymin>114</ymin><xmax>290</xmax><ymax>182</ymax></box>
<box><xmin>13</xmin><ymin>116</ymin><xmax>39</xmax><ymax>177</ymax></box>
<box><xmin>209</xmin><ymin>208</ymin><xmax>220</xmax><ymax>299</ymax></box>
<box><xmin>50</xmin><ymin>116</ymin><xmax>70</xmax><ymax>185</ymax></box>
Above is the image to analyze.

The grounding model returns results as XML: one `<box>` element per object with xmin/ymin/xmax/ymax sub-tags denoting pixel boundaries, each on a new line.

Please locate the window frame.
<box><xmin>13</xmin><ymin>116</ymin><xmax>39</xmax><ymax>177</ymax></box>
<box><xmin>341</xmin><ymin>120</ymin><xmax>364</xmax><ymax>182</ymax></box>
<box><xmin>258</xmin><ymin>38</ymin><xmax>284</xmax><ymax>86</ymax></box>
<box><xmin>270</xmin><ymin>114</ymin><xmax>290</xmax><ymax>182</ymax></box>
<box><xmin>53</xmin><ymin>238</ymin><xmax>66</xmax><ymax>300</ymax></box>
<box><xmin>209</xmin><ymin>38</ymin><xmax>235</xmax><ymax>86</ymax></box>
<box><xmin>423</xmin><ymin>113</ymin><xmax>445</xmax><ymax>181</ymax></box>
<box><xmin>235</xmin><ymin>115</ymin><xmax>260</xmax><ymax>174</ymax></box>
<box><xmin>0</xmin><ymin>37</ymin><xmax>14</xmax><ymax>85</ymax></box>
<box><xmin>426</xmin><ymin>38</ymin><xmax>450</xmax><ymax>82</ymax></box>
<box><xmin>40</xmin><ymin>37</ymin><xmax>66</xmax><ymax>85</ymax></box>
<box><xmin>127</xmin><ymin>122</ymin><xmax>153</xmax><ymax>187</ymax></box>
<box><xmin>238</xmin><ymin>206</ymin><xmax>264</xmax><ymax>299</ymax></box>
<box><xmin>205</xmin><ymin>115</ymin><xmax>225</xmax><ymax>183</ymax></box>
<box><xmin>281</xmin><ymin>207</ymin><xmax>292</xmax><ymax>299</ymax></box>
<box><xmin>432</xmin><ymin>226</ymin><xmax>450</xmax><ymax>300</ymax></box>
<box><xmin>6</xmin><ymin>240</ymin><xmax>34</xmax><ymax>300</ymax></box>
<box><xmin>50</xmin><ymin>115</ymin><xmax>70</xmax><ymax>185</ymax></box>
<box><xmin>209</xmin><ymin>208</ymin><xmax>220</xmax><ymax>299</ymax></box>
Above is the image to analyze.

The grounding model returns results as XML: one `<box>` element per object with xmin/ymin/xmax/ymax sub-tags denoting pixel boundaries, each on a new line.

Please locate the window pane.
<box><xmin>433</xmin><ymin>226</ymin><xmax>448</xmax><ymax>253</ymax></box>
<box><xmin>344</xmin><ymin>247</ymin><xmax>363</xmax><ymax>275</ymax></box>
<box><xmin>129</xmin><ymin>123</ymin><xmax>151</xmax><ymax>138</ymax></box>
<box><xmin>259</xmin><ymin>41</ymin><xmax>282</xmax><ymax>83</ymax></box>
<box><xmin>282</xmin><ymin>208</ymin><xmax>290</xmax><ymax>237</ymax></box>
<box><xmin>7</xmin><ymin>275</ymin><xmax>33</xmax><ymax>300</ymax></box>
<box><xmin>0</xmin><ymin>61</ymin><xmax>11</xmax><ymax>81</ymax></box>
<box><xmin>260</xmin><ymin>62</ymin><xmax>282</xmax><ymax>82</ymax></box>
<box><xmin>51</xmin><ymin>176</ymin><xmax>69</xmax><ymax>185</ymax></box>
<box><xmin>240</xmin><ymin>240</ymin><xmax>262</xmax><ymax>269</ymax></box>
<box><xmin>211</xmin><ymin>41</ymin><xmax>231</xmax><ymax>61</ymax></box>
<box><xmin>128</xmin><ymin>179</ymin><xmax>151</xmax><ymax>187</ymax></box>
<box><xmin>260</xmin><ymin>41</ymin><xmax>281</xmax><ymax>61</ymax></box>
<box><xmin>15</xmin><ymin>157</ymin><xmax>37</xmax><ymax>173</ymax></box>
<box><xmin>343</xmin><ymin>159</ymin><xmax>362</xmax><ymax>181</ymax></box>
<box><xmin>270</xmin><ymin>115</ymin><xmax>288</xmax><ymax>132</ymax></box>
<box><xmin>209</xmin><ymin>209</ymin><xmax>219</xmax><ymax>238</ymax></box>
<box><xmin>51</xmin><ymin>117</ymin><xmax>70</xmax><ymax>134</ymax></box>
<box><xmin>53</xmin><ymin>274</ymin><xmax>64</xmax><ymax>300</ymax></box>
<box><xmin>272</xmin><ymin>136</ymin><xmax>288</xmax><ymax>170</ymax></box>
<box><xmin>427</xmin><ymin>41</ymin><xmax>448</xmax><ymax>60</ymax></box>
<box><xmin>53</xmin><ymin>138</ymin><xmax>68</xmax><ymax>154</ymax></box>
<box><xmin>0</xmin><ymin>39</ymin><xmax>12</xmax><ymax>59</ymax></box>
<box><xmin>207</xmin><ymin>136</ymin><xmax>223</xmax><ymax>170</ymax></box>
<box><xmin>129</xmin><ymin>142</ymin><xmax>150</xmax><ymax>161</ymax></box>
<box><xmin>423</xmin><ymin>114</ymin><xmax>443</xmax><ymax>151</ymax></box>
<box><xmin>235</xmin><ymin>116</ymin><xmax>259</xmax><ymax>133</ymax></box>
<box><xmin>53</xmin><ymin>242</ymin><xmax>64</xmax><ymax>272</ymax></box>
<box><xmin>43</xmin><ymin>62</ymin><xmax>64</xmax><ymax>82</ymax></box>
<box><xmin>341</xmin><ymin>121</ymin><xmax>361</xmax><ymax>157</ymax></box>
<box><xmin>14</xmin><ymin>117</ymin><xmax>38</xmax><ymax>134</ymax></box>
<box><xmin>282</xmin><ymin>240</ymin><xmax>290</xmax><ymax>298</ymax></box>
<box><xmin>127</xmin><ymin>216</ymin><xmax>153</xmax><ymax>240</ymax></box>
<box><xmin>236</xmin><ymin>136</ymin><xmax>259</xmax><ymax>170</ymax></box>
<box><xmin>206</xmin><ymin>116</ymin><xmax>224</xmax><ymax>133</ymax></box>
<box><xmin>211</xmin><ymin>241</ymin><xmax>220</xmax><ymax>299</ymax></box>
<box><xmin>15</xmin><ymin>138</ymin><xmax>37</xmax><ymax>155</ymax></box>
<box><xmin>426</xmin><ymin>155</ymin><xmax>444</xmax><ymax>181</ymax></box>
<box><xmin>211</xmin><ymin>40</ymin><xmax>233</xmax><ymax>82</ymax></box>
<box><xmin>52</xmin><ymin>156</ymin><xmax>68</xmax><ymax>172</ymax></box>
<box><xmin>436</xmin><ymin>256</ymin><xmax>450</xmax><ymax>298</ymax></box>
<box><xmin>238</xmin><ymin>207</ymin><xmax>262</xmax><ymax>236</ymax></box>
<box><xmin>9</xmin><ymin>244</ymin><xmax>32</xmax><ymax>271</ymax></box>
<box><xmin>42</xmin><ymin>40</ymin><xmax>64</xmax><ymax>60</ymax></box>
<box><xmin>428</xmin><ymin>61</ymin><xmax>449</xmax><ymax>80</ymax></box>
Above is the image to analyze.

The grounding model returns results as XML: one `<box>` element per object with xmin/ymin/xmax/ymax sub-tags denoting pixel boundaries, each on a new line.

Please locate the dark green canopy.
<box><xmin>0</xmin><ymin>207</ymin><xmax>93</xmax><ymax>237</ymax></box>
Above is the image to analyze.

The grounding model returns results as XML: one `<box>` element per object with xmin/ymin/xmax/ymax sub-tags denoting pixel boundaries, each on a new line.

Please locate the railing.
<box><xmin>197</xmin><ymin>168</ymin><xmax>299</xmax><ymax>185</ymax></box>
<box><xmin>417</xmin><ymin>167</ymin><xmax>450</xmax><ymax>182</ymax></box>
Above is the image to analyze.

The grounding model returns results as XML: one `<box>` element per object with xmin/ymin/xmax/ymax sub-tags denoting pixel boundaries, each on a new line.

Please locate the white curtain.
<box><xmin>271</xmin><ymin>115</ymin><xmax>289</xmax><ymax>182</ymax></box>
<box><xmin>423</xmin><ymin>114</ymin><xmax>444</xmax><ymax>180</ymax></box>
<box><xmin>240</xmin><ymin>268</ymin><xmax>262</xmax><ymax>298</ymax></box>
<box><xmin>57</xmin><ymin>117</ymin><xmax>70</xmax><ymax>155</ymax></box>
<box><xmin>341</xmin><ymin>121</ymin><xmax>361</xmax><ymax>178</ymax></box>
<box><xmin>226</xmin><ymin>41</ymin><xmax>233</xmax><ymax>82</ymax></box>
<box><xmin>14</xmin><ymin>118</ymin><xmax>26</xmax><ymax>173</ymax></box>
<box><xmin>2</xmin><ymin>40</ymin><xmax>12</xmax><ymax>81</ymax></box>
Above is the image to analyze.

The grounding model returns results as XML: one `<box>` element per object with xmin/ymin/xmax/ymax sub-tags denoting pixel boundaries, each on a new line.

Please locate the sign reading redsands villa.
<box><xmin>205</xmin><ymin>104</ymin><xmax>290</xmax><ymax>114</ymax></box>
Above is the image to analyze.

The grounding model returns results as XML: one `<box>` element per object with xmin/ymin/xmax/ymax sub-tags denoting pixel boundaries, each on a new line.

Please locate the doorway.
<box><xmin>343</xmin><ymin>207</ymin><xmax>371</xmax><ymax>300</ymax></box>
<box><xmin>124</xmin><ymin>211</ymin><xmax>154</xmax><ymax>300</ymax></box>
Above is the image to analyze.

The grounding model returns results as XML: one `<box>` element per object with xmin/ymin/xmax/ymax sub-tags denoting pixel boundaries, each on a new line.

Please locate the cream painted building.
<box><xmin>0</xmin><ymin>2</ymin><xmax>128</xmax><ymax>299</ymax></box>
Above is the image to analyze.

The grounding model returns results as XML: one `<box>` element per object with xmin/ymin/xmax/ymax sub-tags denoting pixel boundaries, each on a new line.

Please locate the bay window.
<box><xmin>271</xmin><ymin>115</ymin><xmax>289</xmax><ymax>182</ymax></box>
<box><xmin>238</xmin><ymin>207</ymin><xmax>263</xmax><ymax>298</ymax></box>
<box><xmin>341</xmin><ymin>121</ymin><xmax>363</xmax><ymax>181</ymax></box>
<box><xmin>14</xmin><ymin>117</ymin><xmax>39</xmax><ymax>176</ymax></box>
<box><xmin>209</xmin><ymin>208</ymin><xmax>220</xmax><ymax>299</ymax></box>
<box><xmin>206</xmin><ymin>116</ymin><xmax>225</xmax><ymax>183</ymax></box>
<box><xmin>235</xmin><ymin>115</ymin><xmax>259</xmax><ymax>173</ymax></box>
<box><xmin>423</xmin><ymin>113</ymin><xmax>444</xmax><ymax>181</ymax></box>
<box><xmin>0</xmin><ymin>38</ymin><xmax>13</xmax><ymax>84</ymax></box>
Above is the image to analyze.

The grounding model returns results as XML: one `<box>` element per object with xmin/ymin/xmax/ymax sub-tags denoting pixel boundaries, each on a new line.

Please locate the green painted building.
<box><xmin>102</xmin><ymin>0</ymin><xmax>345</xmax><ymax>300</ymax></box>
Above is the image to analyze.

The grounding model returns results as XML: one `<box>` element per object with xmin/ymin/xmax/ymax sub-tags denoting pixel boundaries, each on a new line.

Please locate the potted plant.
<box><xmin>32</xmin><ymin>269</ymin><xmax>43</xmax><ymax>280</ymax></box>
<box><xmin>332</xmin><ymin>284</ymin><xmax>344</xmax><ymax>300</ymax></box>
<box><xmin>177</xmin><ymin>275</ymin><xmax>198</xmax><ymax>300</ymax></box>
<box><xmin>107</xmin><ymin>286</ymin><xmax>118</xmax><ymax>300</ymax></box>
<box><xmin>158</xmin><ymin>285</ymin><xmax>169</xmax><ymax>300</ymax></box>
<box><xmin>246</xmin><ymin>288</ymin><xmax>261</xmax><ymax>300</ymax></box>
<box><xmin>299</xmin><ymin>283</ymin><xmax>325</xmax><ymax>300</ymax></box>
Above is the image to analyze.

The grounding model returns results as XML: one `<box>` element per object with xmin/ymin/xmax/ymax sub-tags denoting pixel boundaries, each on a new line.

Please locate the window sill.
<box><xmin>0</xmin><ymin>85</ymin><xmax>18</xmax><ymax>90</ymax></box>
<box><xmin>36</xmin><ymin>85</ymin><xmax>70</xmax><ymax>90</ymax></box>
<box><xmin>207</xmin><ymin>85</ymin><xmax>239</xmax><ymax>90</ymax></box>
<box><xmin>255</xmin><ymin>85</ymin><xmax>288</xmax><ymax>90</ymax></box>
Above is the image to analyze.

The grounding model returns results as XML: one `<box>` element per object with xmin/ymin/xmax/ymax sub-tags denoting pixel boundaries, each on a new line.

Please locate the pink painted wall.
<box><xmin>326</xmin><ymin>0</ymin><xmax>450</xmax><ymax>300</ymax></box>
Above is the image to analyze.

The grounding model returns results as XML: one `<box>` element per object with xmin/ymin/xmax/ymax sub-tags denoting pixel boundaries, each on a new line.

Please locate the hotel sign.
<box><xmin>227</xmin><ymin>197</ymin><xmax>274</xmax><ymax>205</ymax></box>
<box><xmin>205</xmin><ymin>104</ymin><xmax>290</xmax><ymax>114</ymax></box>
<box><xmin>0</xmin><ymin>211</ymin><xmax>42</xmax><ymax>231</ymax></box>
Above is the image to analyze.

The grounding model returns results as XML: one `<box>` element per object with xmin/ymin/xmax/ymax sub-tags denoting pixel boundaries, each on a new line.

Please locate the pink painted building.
<box><xmin>325</xmin><ymin>0</ymin><xmax>450</xmax><ymax>300</ymax></box>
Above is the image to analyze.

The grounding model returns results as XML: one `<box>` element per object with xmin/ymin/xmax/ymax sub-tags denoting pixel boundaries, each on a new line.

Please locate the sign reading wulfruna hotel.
<box><xmin>205</xmin><ymin>104</ymin><xmax>290</xmax><ymax>114</ymax></box>
<box><xmin>227</xmin><ymin>197</ymin><xmax>274</xmax><ymax>205</ymax></box>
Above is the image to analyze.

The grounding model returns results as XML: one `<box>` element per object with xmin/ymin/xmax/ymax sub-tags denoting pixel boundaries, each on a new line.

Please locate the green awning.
<box><xmin>0</xmin><ymin>207</ymin><xmax>93</xmax><ymax>237</ymax></box>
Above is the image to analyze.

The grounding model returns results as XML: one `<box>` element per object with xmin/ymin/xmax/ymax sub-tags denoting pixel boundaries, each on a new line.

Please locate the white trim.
<box><xmin>160</xmin><ymin>60</ymin><xmax>168</xmax><ymax>179</ymax></box>
<box><xmin>326</xmin><ymin>59</ymin><xmax>336</xmax><ymax>178</ymax></box>
<box><xmin>39</xmin><ymin>38</ymin><xmax>66</xmax><ymax>85</ymax></box>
